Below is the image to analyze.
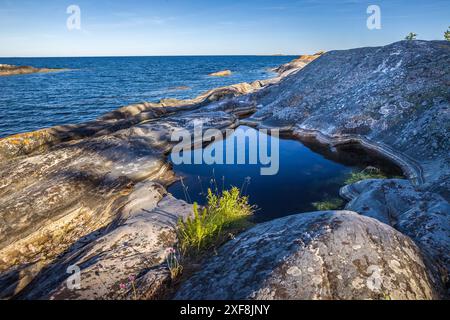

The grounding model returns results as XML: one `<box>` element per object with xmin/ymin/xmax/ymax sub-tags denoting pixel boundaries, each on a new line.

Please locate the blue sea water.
<box><xmin>0</xmin><ymin>56</ymin><xmax>296</xmax><ymax>138</ymax></box>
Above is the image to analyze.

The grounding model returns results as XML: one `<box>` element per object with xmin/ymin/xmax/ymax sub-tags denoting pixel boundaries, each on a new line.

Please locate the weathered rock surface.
<box><xmin>0</xmin><ymin>106</ymin><xmax>243</xmax><ymax>299</ymax></box>
<box><xmin>342</xmin><ymin>179</ymin><xmax>450</xmax><ymax>286</ymax></box>
<box><xmin>0</xmin><ymin>54</ymin><xmax>263</xmax><ymax>298</ymax></box>
<box><xmin>11</xmin><ymin>182</ymin><xmax>192</xmax><ymax>300</ymax></box>
<box><xmin>0</xmin><ymin>78</ymin><xmax>261</xmax><ymax>162</ymax></box>
<box><xmin>175</xmin><ymin>211</ymin><xmax>443</xmax><ymax>300</ymax></box>
<box><xmin>0</xmin><ymin>64</ymin><xmax>64</xmax><ymax>76</ymax></box>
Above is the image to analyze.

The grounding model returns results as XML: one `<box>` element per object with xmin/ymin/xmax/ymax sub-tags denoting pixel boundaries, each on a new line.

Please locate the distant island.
<box><xmin>0</xmin><ymin>64</ymin><xmax>65</xmax><ymax>76</ymax></box>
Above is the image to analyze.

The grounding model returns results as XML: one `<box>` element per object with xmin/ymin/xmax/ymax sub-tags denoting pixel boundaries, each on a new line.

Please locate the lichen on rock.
<box><xmin>175</xmin><ymin>211</ymin><xmax>444</xmax><ymax>300</ymax></box>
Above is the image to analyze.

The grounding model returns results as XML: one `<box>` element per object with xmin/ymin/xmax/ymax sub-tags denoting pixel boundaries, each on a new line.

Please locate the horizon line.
<box><xmin>0</xmin><ymin>54</ymin><xmax>299</xmax><ymax>59</ymax></box>
<box><xmin>1</xmin><ymin>40</ymin><xmax>444</xmax><ymax>59</ymax></box>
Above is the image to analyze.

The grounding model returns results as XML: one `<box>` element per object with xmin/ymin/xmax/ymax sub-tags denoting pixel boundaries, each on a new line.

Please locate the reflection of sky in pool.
<box><xmin>168</xmin><ymin>126</ymin><xmax>398</xmax><ymax>222</ymax></box>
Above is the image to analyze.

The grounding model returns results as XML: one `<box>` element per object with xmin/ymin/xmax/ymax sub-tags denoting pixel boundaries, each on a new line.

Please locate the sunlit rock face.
<box><xmin>0</xmin><ymin>106</ymin><xmax>240</xmax><ymax>299</ymax></box>
<box><xmin>272</xmin><ymin>51</ymin><xmax>325</xmax><ymax>76</ymax></box>
<box><xmin>16</xmin><ymin>182</ymin><xmax>193</xmax><ymax>300</ymax></box>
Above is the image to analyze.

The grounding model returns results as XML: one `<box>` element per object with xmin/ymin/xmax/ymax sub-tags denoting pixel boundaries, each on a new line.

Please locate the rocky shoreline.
<box><xmin>0</xmin><ymin>40</ymin><xmax>448</xmax><ymax>300</ymax></box>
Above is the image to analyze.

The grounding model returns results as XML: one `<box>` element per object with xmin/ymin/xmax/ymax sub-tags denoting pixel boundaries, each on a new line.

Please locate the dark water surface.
<box><xmin>0</xmin><ymin>55</ymin><xmax>295</xmax><ymax>137</ymax></box>
<box><xmin>168</xmin><ymin>126</ymin><xmax>403</xmax><ymax>222</ymax></box>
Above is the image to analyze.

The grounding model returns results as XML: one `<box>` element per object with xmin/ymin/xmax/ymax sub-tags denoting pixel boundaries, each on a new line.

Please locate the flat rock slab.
<box><xmin>175</xmin><ymin>211</ymin><xmax>443</xmax><ymax>300</ymax></box>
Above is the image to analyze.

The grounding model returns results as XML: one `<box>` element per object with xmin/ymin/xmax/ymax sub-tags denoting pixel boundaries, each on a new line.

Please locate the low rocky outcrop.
<box><xmin>168</xmin><ymin>86</ymin><xmax>191</xmax><ymax>91</ymax></box>
<box><xmin>208</xmin><ymin>70</ymin><xmax>232</xmax><ymax>77</ymax></box>
<box><xmin>0</xmin><ymin>64</ymin><xmax>64</xmax><ymax>76</ymax></box>
<box><xmin>341</xmin><ymin>179</ymin><xmax>450</xmax><ymax>286</ymax></box>
<box><xmin>272</xmin><ymin>51</ymin><xmax>325</xmax><ymax>76</ymax></box>
<box><xmin>175</xmin><ymin>211</ymin><xmax>443</xmax><ymax>300</ymax></box>
<box><xmin>0</xmin><ymin>41</ymin><xmax>448</xmax><ymax>300</ymax></box>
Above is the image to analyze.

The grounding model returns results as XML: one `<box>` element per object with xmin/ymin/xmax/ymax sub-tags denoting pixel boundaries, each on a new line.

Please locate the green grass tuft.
<box><xmin>312</xmin><ymin>198</ymin><xmax>344</xmax><ymax>211</ymax></box>
<box><xmin>177</xmin><ymin>187</ymin><xmax>254</xmax><ymax>255</ymax></box>
<box><xmin>345</xmin><ymin>167</ymin><xmax>388</xmax><ymax>184</ymax></box>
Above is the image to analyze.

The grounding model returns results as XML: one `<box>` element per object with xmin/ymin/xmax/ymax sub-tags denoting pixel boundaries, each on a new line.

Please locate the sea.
<box><xmin>0</xmin><ymin>56</ymin><xmax>296</xmax><ymax>138</ymax></box>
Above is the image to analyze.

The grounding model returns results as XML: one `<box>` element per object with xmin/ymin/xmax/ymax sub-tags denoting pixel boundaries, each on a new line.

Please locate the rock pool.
<box><xmin>168</xmin><ymin>126</ymin><xmax>402</xmax><ymax>222</ymax></box>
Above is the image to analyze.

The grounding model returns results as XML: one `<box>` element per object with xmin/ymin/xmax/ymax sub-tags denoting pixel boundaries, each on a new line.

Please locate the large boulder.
<box><xmin>175</xmin><ymin>211</ymin><xmax>444</xmax><ymax>300</ymax></box>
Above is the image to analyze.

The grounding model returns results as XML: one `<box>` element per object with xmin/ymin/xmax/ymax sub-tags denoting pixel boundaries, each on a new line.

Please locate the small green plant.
<box><xmin>166</xmin><ymin>247</ymin><xmax>183</xmax><ymax>280</ymax></box>
<box><xmin>312</xmin><ymin>198</ymin><xmax>344</xmax><ymax>211</ymax></box>
<box><xmin>405</xmin><ymin>32</ymin><xmax>417</xmax><ymax>40</ymax></box>
<box><xmin>177</xmin><ymin>187</ymin><xmax>254</xmax><ymax>254</ymax></box>
<box><xmin>445</xmin><ymin>27</ymin><xmax>450</xmax><ymax>41</ymax></box>
<box><xmin>345</xmin><ymin>167</ymin><xmax>388</xmax><ymax>184</ymax></box>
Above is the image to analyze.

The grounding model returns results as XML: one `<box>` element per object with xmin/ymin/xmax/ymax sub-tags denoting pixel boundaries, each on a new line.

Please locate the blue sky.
<box><xmin>0</xmin><ymin>0</ymin><xmax>449</xmax><ymax>56</ymax></box>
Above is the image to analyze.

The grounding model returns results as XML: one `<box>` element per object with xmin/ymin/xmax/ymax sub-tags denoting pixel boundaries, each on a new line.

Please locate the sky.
<box><xmin>0</xmin><ymin>0</ymin><xmax>449</xmax><ymax>57</ymax></box>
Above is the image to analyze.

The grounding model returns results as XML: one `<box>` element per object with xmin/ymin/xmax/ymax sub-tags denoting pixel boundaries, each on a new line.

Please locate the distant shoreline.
<box><xmin>0</xmin><ymin>64</ymin><xmax>67</xmax><ymax>76</ymax></box>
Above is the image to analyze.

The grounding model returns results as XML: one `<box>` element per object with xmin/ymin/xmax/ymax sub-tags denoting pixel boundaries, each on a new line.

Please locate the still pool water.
<box><xmin>168</xmin><ymin>126</ymin><xmax>403</xmax><ymax>222</ymax></box>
